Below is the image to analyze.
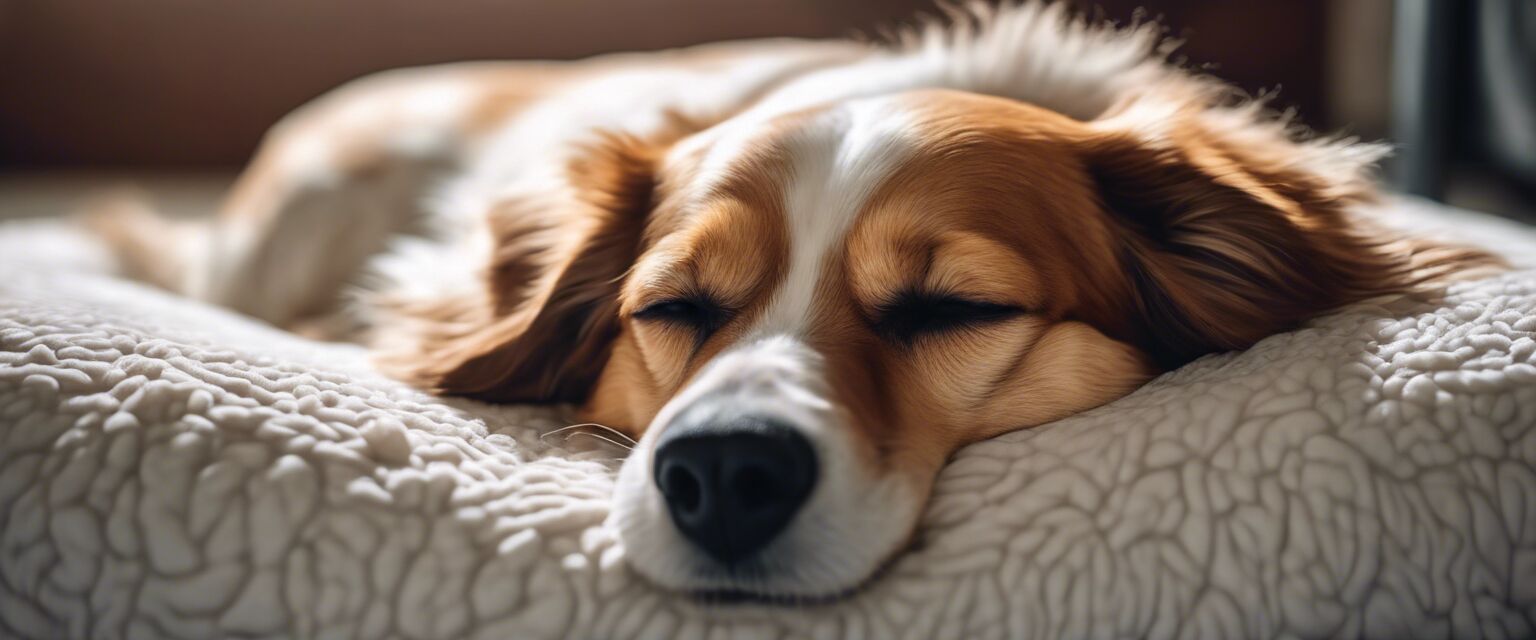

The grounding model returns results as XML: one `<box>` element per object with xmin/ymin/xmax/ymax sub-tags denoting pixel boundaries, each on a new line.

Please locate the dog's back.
<box><xmin>89</xmin><ymin>39</ymin><xmax>863</xmax><ymax>336</ymax></box>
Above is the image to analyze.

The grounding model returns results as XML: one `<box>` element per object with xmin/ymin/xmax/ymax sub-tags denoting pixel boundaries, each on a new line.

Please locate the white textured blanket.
<box><xmin>3</xmin><ymin>197</ymin><xmax>1536</xmax><ymax>639</ymax></box>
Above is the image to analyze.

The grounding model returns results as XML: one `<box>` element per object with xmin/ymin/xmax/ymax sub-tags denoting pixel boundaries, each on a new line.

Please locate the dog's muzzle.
<box><xmin>616</xmin><ymin>335</ymin><xmax>915</xmax><ymax>597</ymax></box>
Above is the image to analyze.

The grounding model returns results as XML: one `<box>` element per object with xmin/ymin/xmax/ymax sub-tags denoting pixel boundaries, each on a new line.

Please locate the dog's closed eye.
<box><xmin>634</xmin><ymin>296</ymin><xmax>732</xmax><ymax>339</ymax></box>
<box><xmin>872</xmin><ymin>293</ymin><xmax>1025</xmax><ymax>346</ymax></box>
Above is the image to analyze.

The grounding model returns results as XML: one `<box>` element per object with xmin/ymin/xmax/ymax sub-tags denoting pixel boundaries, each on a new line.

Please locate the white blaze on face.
<box><xmin>613</xmin><ymin>99</ymin><xmax>926</xmax><ymax>596</ymax></box>
<box><xmin>755</xmin><ymin>99</ymin><xmax>918</xmax><ymax>336</ymax></box>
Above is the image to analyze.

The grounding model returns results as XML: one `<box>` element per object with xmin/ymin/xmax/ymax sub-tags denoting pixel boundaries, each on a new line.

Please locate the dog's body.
<box><xmin>97</xmin><ymin>3</ymin><xmax>1496</xmax><ymax>600</ymax></box>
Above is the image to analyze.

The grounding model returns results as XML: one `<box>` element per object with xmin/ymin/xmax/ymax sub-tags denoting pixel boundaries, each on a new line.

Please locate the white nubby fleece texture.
<box><xmin>2</xmin><ymin>197</ymin><xmax>1536</xmax><ymax>639</ymax></box>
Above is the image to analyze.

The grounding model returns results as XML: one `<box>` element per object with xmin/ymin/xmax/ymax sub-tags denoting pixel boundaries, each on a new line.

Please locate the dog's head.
<box><xmin>372</xmin><ymin>27</ymin><xmax>1492</xmax><ymax>602</ymax></box>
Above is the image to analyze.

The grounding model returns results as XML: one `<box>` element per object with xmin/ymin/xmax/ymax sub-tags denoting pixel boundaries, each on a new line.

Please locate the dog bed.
<box><xmin>2</xmin><ymin>196</ymin><xmax>1535</xmax><ymax>639</ymax></box>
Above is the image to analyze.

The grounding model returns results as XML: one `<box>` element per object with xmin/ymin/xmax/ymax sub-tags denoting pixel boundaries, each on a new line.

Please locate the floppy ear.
<box><xmin>1081</xmin><ymin>115</ymin><xmax>1500</xmax><ymax>370</ymax></box>
<box><xmin>372</xmin><ymin>133</ymin><xmax>660</xmax><ymax>403</ymax></box>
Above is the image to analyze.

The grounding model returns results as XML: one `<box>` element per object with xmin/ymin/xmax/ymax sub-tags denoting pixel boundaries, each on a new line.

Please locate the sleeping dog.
<box><xmin>94</xmin><ymin>2</ymin><xmax>1495</xmax><ymax>601</ymax></box>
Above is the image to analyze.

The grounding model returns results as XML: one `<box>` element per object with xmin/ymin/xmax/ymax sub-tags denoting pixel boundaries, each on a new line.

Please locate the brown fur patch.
<box><xmin>1079</xmin><ymin>115</ymin><xmax>1504</xmax><ymax>369</ymax></box>
<box><xmin>373</xmin><ymin>132</ymin><xmax>663</xmax><ymax>403</ymax></box>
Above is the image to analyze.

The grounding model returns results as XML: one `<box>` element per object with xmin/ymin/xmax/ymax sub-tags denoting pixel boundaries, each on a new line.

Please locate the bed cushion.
<box><xmin>2</xmin><ymin>197</ymin><xmax>1535</xmax><ymax>639</ymax></box>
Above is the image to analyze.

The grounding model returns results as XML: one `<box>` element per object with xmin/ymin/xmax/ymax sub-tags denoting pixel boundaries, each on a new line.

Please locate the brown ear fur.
<box><xmin>1082</xmin><ymin>117</ymin><xmax>1503</xmax><ymax>370</ymax></box>
<box><xmin>372</xmin><ymin>133</ymin><xmax>660</xmax><ymax>403</ymax></box>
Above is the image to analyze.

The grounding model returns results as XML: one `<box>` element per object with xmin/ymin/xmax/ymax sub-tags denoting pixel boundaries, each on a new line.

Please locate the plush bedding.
<box><xmin>2</xmin><ymin>196</ymin><xmax>1535</xmax><ymax>639</ymax></box>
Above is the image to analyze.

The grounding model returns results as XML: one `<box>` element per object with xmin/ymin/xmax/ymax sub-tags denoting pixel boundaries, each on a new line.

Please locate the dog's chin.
<box><xmin>610</xmin><ymin>442</ymin><xmax>923</xmax><ymax>604</ymax></box>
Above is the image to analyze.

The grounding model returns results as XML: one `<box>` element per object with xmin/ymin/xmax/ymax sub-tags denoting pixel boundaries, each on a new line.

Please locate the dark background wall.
<box><xmin>0</xmin><ymin>0</ymin><xmax>1330</xmax><ymax>169</ymax></box>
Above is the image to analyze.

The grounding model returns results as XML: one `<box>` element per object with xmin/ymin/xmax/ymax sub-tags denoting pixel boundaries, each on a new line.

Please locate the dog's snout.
<box><xmin>652</xmin><ymin>418</ymin><xmax>817</xmax><ymax>565</ymax></box>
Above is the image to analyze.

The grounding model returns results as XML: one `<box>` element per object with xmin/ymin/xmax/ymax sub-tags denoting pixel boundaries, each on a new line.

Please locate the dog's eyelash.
<box><xmin>633</xmin><ymin>296</ymin><xmax>730</xmax><ymax>335</ymax></box>
<box><xmin>872</xmin><ymin>293</ymin><xmax>1025</xmax><ymax>344</ymax></box>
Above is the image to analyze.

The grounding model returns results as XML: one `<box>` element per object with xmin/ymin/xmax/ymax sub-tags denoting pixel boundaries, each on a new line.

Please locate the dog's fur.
<box><xmin>93</xmin><ymin>2</ymin><xmax>1498</xmax><ymax>599</ymax></box>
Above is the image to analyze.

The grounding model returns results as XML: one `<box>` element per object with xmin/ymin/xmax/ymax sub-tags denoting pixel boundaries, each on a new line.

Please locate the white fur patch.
<box><xmin>754</xmin><ymin>100</ymin><xmax>917</xmax><ymax>335</ymax></box>
<box><xmin>739</xmin><ymin>2</ymin><xmax>1164</xmax><ymax>130</ymax></box>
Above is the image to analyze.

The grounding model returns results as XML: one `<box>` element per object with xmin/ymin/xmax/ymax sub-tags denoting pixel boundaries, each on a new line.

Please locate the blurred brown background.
<box><xmin>1</xmin><ymin>0</ymin><xmax>1349</xmax><ymax>168</ymax></box>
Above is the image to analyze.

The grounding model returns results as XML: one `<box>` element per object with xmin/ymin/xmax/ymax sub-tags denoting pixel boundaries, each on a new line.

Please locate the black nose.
<box><xmin>652</xmin><ymin>418</ymin><xmax>818</xmax><ymax>565</ymax></box>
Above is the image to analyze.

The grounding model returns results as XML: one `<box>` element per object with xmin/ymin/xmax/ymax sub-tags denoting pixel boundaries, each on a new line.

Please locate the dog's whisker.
<box><xmin>540</xmin><ymin>422</ymin><xmax>637</xmax><ymax>452</ymax></box>
<box><xmin>539</xmin><ymin>423</ymin><xmax>593</xmax><ymax>439</ymax></box>
<box><xmin>540</xmin><ymin>422</ymin><xmax>638</xmax><ymax>446</ymax></box>
<box><xmin>569</xmin><ymin>431</ymin><xmax>635</xmax><ymax>451</ymax></box>
<box><xmin>579</xmin><ymin>422</ymin><xmax>638</xmax><ymax>445</ymax></box>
